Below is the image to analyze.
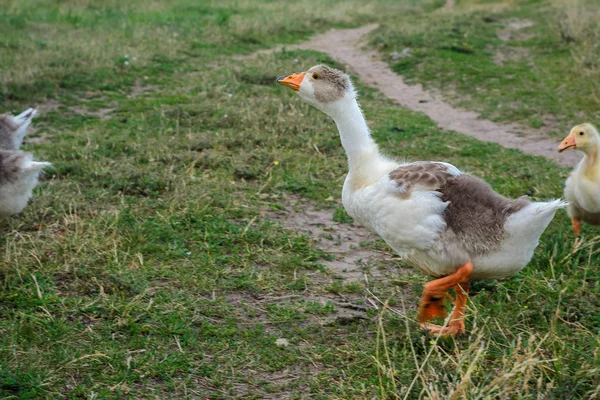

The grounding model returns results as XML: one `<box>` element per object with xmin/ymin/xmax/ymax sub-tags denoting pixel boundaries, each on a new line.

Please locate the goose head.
<box><xmin>277</xmin><ymin>65</ymin><xmax>354</xmax><ymax>117</ymax></box>
<box><xmin>558</xmin><ymin>123</ymin><xmax>600</xmax><ymax>154</ymax></box>
<box><xmin>0</xmin><ymin>108</ymin><xmax>37</xmax><ymax>151</ymax></box>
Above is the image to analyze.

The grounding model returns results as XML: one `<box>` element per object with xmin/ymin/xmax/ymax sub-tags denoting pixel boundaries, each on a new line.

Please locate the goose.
<box><xmin>277</xmin><ymin>65</ymin><xmax>565</xmax><ymax>335</ymax></box>
<box><xmin>0</xmin><ymin>108</ymin><xmax>37</xmax><ymax>150</ymax></box>
<box><xmin>557</xmin><ymin>123</ymin><xmax>600</xmax><ymax>234</ymax></box>
<box><xmin>0</xmin><ymin>108</ymin><xmax>50</xmax><ymax>217</ymax></box>
<box><xmin>0</xmin><ymin>151</ymin><xmax>51</xmax><ymax>217</ymax></box>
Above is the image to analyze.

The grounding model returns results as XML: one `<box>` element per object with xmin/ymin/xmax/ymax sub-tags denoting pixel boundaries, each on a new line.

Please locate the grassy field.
<box><xmin>1</xmin><ymin>0</ymin><xmax>599</xmax><ymax>398</ymax></box>
<box><xmin>371</xmin><ymin>0</ymin><xmax>600</xmax><ymax>137</ymax></box>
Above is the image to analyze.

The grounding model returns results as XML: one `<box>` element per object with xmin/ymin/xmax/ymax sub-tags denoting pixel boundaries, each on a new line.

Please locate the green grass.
<box><xmin>370</xmin><ymin>0</ymin><xmax>600</xmax><ymax>137</ymax></box>
<box><xmin>1</xmin><ymin>0</ymin><xmax>599</xmax><ymax>398</ymax></box>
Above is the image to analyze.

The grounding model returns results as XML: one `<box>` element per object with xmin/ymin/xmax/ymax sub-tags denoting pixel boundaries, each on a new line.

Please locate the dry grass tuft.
<box><xmin>554</xmin><ymin>0</ymin><xmax>600</xmax><ymax>72</ymax></box>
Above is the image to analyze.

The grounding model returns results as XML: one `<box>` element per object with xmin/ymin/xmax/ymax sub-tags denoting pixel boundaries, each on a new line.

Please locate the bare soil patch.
<box><xmin>36</xmin><ymin>98</ymin><xmax>116</xmax><ymax>121</ymax></box>
<box><xmin>131</xmin><ymin>79</ymin><xmax>159</xmax><ymax>97</ymax></box>
<box><xmin>35</xmin><ymin>99</ymin><xmax>61</xmax><ymax>114</ymax></box>
<box><xmin>241</xmin><ymin>25</ymin><xmax>580</xmax><ymax>167</ymax></box>
<box><xmin>264</xmin><ymin>195</ymin><xmax>406</xmax><ymax>284</ymax></box>
<box><xmin>492</xmin><ymin>45</ymin><xmax>531</xmax><ymax>65</ymax></box>
<box><xmin>224</xmin><ymin>291</ymin><xmax>370</xmax><ymax>333</ymax></box>
<box><xmin>70</xmin><ymin>105</ymin><xmax>115</xmax><ymax>120</ymax></box>
<box><xmin>492</xmin><ymin>19</ymin><xmax>534</xmax><ymax>66</ymax></box>
<box><xmin>443</xmin><ymin>0</ymin><xmax>455</xmax><ymax>9</ymax></box>
<box><xmin>25</xmin><ymin>131</ymin><xmax>51</xmax><ymax>145</ymax></box>
<box><xmin>497</xmin><ymin>19</ymin><xmax>535</xmax><ymax>42</ymax></box>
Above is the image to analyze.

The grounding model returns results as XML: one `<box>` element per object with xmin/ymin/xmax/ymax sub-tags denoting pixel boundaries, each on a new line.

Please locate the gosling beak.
<box><xmin>277</xmin><ymin>72</ymin><xmax>306</xmax><ymax>91</ymax></box>
<box><xmin>558</xmin><ymin>133</ymin><xmax>576</xmax><ymax>153</ymax></box>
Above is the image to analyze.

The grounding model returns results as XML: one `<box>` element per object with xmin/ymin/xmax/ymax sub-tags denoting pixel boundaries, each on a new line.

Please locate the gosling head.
<box><xmin>0</xmin><ymin>108</ymin><xmax>37</xmax><ymax>151</ymax></box>
<box><xmin>277</xmin><ymin>65</ymin><xmax>354</xmax><ymax>116</ymax></box>
<box><xmin>557</xmin><ymin>123</ymin><xmax>600</xmax><ymax>154</ymax></box>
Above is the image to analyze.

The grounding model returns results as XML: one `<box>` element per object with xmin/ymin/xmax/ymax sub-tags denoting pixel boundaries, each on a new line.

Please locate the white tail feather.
<box><xmin>22</xmin><ymin>161</ymin><xmax>52</xmax><ymax>173</ymax></box>
<box><xmin>505</xmin><ymin>199</ymin><xmax>566</xmax><ymax>243</ymax></box>
<box><xmin>473</xmin><ymin>199</ymin><xmax>566</xmax><ymax>279</ymax></box>
<box><xmin>528</xmin><ymin>199</ymin><xmax>568</xmax><ymax>214</ymax></box>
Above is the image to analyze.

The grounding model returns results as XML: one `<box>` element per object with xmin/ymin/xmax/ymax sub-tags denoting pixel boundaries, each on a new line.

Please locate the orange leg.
<box><xmin>572</xmin><ymin>217</ymin><xmax>581</xmax><ymax>236</ymax></box>
<box><xmin>418</xmin><ymin>262</ymin><xmax>473</xmax><ymax>336</ymax></box>
<box><xmin>422</xmin><ymin>283</ymin><xmax>469</xmax><ymax>335</ymax></box>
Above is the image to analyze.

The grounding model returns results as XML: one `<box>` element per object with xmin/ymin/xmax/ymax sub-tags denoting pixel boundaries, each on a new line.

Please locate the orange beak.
<box><xmin>277</xmin><ymin>71</ymin><xmax>306</xmax><ymax>91</ymax></box>
<box><xmin>558</xmin><ymin>133</ymin><xmax>576</xmax><ymax>153</ymax></box>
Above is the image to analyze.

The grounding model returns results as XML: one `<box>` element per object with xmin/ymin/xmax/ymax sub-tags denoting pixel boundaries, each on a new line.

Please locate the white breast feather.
<box><xmin>344</xmin><ymin>163</ymin><xmax>455</xmax><ymax>255</ymax></box>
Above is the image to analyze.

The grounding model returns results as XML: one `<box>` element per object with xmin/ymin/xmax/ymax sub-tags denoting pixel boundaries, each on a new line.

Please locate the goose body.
<box><xmin>564</xmin><ymin>173</ymin><xmax>600</xmax><ymax>226</ymax></box>
<box><xmin>342</xmin><ymin>160</ymin><xmax>563</xmax><ymax>280</ymax></box>
<box><xmin>0</xmin><ymin>151</ymin><xmax>50</xmax><ymax>217</ymax></box>
<box><xmin>278</xmin><ymin>65</ymin><xmax>564</xmax><ymax>335</ymax></box>
<box><xmin>558</xmin><ymin>123</ymin><xmax>600</xmax><ymax>234</ymax></box>
<box><xmin>0</xmin><ymin>108</ymin><xmax>50</xmax><ymax>217</ymax></box>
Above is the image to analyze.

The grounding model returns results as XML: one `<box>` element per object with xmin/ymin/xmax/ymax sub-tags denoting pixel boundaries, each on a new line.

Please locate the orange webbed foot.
<box><xmin>417</xmin><ymin>262</ymin><xmax>473</xmax><ymax>335</ymax></box>
<box><xmin>418</xmin><ymin>293</ymin><xmax>450</xmax><ymax>322</ymax></box>
<box><xmin>420</xmin><ymin>320</ymin><xmax>465</xmax><ymax>336</ymax></box>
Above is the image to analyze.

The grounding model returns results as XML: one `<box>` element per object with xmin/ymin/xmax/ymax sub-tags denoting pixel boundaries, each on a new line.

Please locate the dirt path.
<box><xmin>443</xmin><ymin>0</ymin><xmax>456</xmax><ymax>9</ymax></box>
<box><xmin>244</xmin><ymin>24</ymin><xmax>580</xmax><ymax>168</ymax></box>
<box><xmin>264</xmin><ymin>195</ymin><xmax>406</xmax><ymax>284</ymax></box>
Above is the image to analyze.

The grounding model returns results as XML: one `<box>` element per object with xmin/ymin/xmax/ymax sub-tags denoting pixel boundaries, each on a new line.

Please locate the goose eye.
<box><xmin>312</xmin><ymin>73</ymin><xmax>319</xmax><ymax>80</ymax></box>
<box><xmin>580</xmin><ymin>131</ymin><xmax>585</xmax><ymax>136</ymax></box>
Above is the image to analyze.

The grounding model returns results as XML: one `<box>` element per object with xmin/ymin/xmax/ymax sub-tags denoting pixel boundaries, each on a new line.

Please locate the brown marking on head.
<box><xmin>306</xmin><ymin>65</ymin><xmax>351</xmax><ymax>104</ymax></box>
<box><xmin>388</xmin><ymin>163</ymin><xmax>530</xmax><ymax>254</ymax></box>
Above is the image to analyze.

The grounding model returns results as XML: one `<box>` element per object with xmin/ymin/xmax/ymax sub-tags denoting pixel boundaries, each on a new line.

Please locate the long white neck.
<box><xmin>328</xmin><ymin>97</ymin><xmax>379</xmax><ymax>166</ymax></box>
<box><xmin>322</xmin><ymin>95</ymin><xmax>398</xmax><ymax>190</ymax></box>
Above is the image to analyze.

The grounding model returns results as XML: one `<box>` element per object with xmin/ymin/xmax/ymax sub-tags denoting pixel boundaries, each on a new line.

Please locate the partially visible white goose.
<box><xmin>0</xmin><ymin>108</ymin><xmax>50</xmax><ymax>217</ymax></box>
<box><xmin>0</xmin><ymin>151</ymin><xmax>51</xmax><ymax>217</ymax></box>
<box><xmin>278</xmin><ymin>65</ymin><xmax>565</xmax><ymax>335</ymax></box>
<box><xmin>0</xmin><ymin>108</ymin><xmax>37</xmax><ymax>150</ymax></box>
<box><xmin>557</xmin><ymin>123</ymin><xmax>600</xmax><ymax>234</ymax></box>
